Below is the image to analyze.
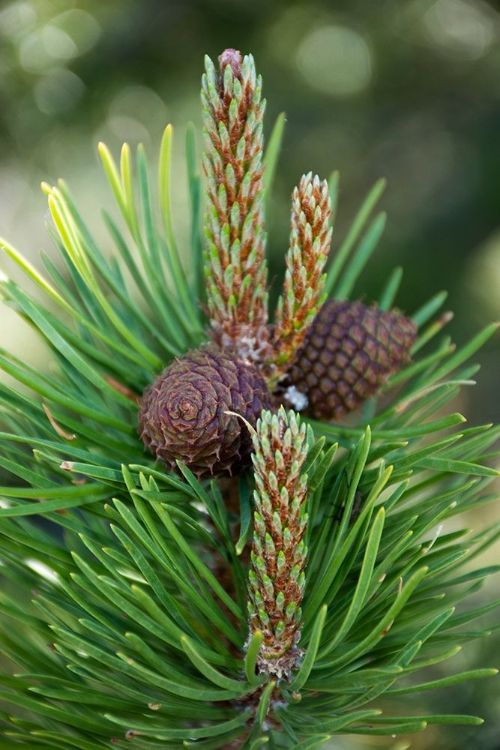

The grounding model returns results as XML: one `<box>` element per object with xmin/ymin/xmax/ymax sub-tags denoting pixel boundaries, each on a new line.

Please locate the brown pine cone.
<box><xmin>283</xmin><ymin>299</ymin><xmax>417</xmax><ymax>420</ymax></box>
<box><xmin>138</xmin><ymin>345</ymin><xmax>273</xmax><ymax>478</ymax></box>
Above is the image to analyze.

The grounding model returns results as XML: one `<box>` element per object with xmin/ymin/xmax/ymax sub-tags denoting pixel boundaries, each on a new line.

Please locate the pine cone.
<box><xmin>284</xmin><ymin>299</ymin><xmax>417</xmax><ymax>420</ymax></box>
<box><xmin>138</xmin><ymin>345</ymin><xmax>273</xmax><ymax>477</ymax></box>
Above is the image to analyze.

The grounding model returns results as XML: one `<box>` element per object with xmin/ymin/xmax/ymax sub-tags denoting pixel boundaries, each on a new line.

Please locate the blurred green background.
<box><xmin>0</xmin><ymin>0</ymin><xmax>499</xmax><ymax>748</ymax></box>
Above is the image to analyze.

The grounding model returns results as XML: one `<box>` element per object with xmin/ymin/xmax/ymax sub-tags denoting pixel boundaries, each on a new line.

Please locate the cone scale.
<box><xmin>284</xmin><ymin>299</ymin><xmax>417</xmax><ymax>419</ymax></box>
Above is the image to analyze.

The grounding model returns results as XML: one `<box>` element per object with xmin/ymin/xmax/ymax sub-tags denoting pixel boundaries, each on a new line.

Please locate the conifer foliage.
<box><xmin>0</xmin><ymin>48</ymin><xmax>499</xmax><ymax>749</ymax></box>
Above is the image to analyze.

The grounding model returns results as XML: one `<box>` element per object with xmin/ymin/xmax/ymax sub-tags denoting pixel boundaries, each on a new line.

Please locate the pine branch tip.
<box><xmin>0</xmin><ymin>44</ymin><xmax>499</xmax><ymax>749</ymax></box>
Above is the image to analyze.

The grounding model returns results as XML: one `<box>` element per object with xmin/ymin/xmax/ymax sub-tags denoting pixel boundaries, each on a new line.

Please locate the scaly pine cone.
<box><xmin>284</xmin><ymin>299</ymin><xmax>417</xmax><ymax>420</ymax></box>
<box><xmin>138</xmin><ymin>345</ymin><xmax>273</xmax><ymax>477</ymax></box>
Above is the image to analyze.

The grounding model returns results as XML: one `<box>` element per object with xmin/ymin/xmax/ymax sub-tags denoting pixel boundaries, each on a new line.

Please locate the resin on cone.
<box><xmin>284</xmin><ymin>299</ymin><xmax>417</xmax><ymax>420</ymax></box>
<box><xmin>138</xmin><ymin>345</ymin><xmax>273</xmax><ymax>477</ymax></box>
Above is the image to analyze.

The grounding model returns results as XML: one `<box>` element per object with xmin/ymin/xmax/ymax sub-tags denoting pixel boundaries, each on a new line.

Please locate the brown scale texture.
<box><xmin>287</xmin><ymin>299</ymin><xmax>417</xmax><ymax>420</ymax></box>
<box><xmin>138</xmin><ymin>345</ymin><xmax>273</xmax><ymax>478</ymax></box>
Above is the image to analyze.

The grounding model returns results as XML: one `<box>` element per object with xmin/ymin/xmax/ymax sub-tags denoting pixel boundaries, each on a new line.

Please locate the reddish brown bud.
<box><xmin>218</xmin><ymin>48</ymin><xmax>243</xmax><ymax>79</ymax></box>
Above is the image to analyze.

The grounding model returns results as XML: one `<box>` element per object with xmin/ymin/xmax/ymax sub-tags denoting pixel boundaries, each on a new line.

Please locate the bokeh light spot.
<box><xmin>34</xmin><ymin>68</ymin><xmax>85</xmax><ymax>115</ymax></box>
<box><xmin>107</xmin><ymin>115</ymin><xmax>151</xmax><ymax>144</ymax></box>
<box><xmin>42</xmin><ymin>24</ymin><xmax>78</xmax><ymax>60</ymax></box>
<box><xmin>0</xmin><ymin>1</ymin><xmax>36</xmax><ymax>38</ymax></box>
<box><xmin>19</xmin><ymin>29</ymin><xmax>53</xmax><ymax>72</ymax></box>
<box><xmin>51</xmin><ymin>9</ymin><xmax>101</xmax><ymax>55</ymax></box>
<box><xmin>296</xmin><ymin>25</ymin><xmax>373</xmax><ymax>97</ymax></box>
<box><xmin>424</xmin><ymin>0</ymin><xmax>497</xmax><ymax>60</ymax></box>
<box><xmin>106</xmin><ymin>85</ymin><xmax>168</xmax><ymax>142</ymax></box>
<box><xmin>16</xmin><ymin>8</ymin><xmax>100</xmax><ymax>71</ymax></box>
